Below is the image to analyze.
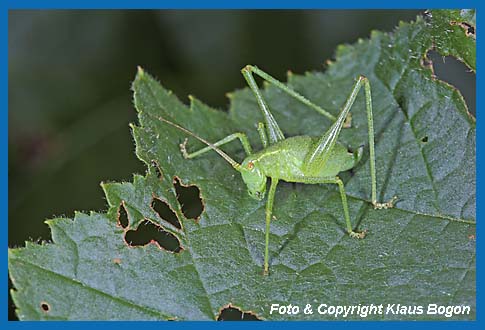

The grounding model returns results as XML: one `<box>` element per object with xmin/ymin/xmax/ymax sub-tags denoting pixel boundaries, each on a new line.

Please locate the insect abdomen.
<box><xmin>255</xmin><ymin>136</ymin><xmax>356</xmax><ymax>181</ymax></box>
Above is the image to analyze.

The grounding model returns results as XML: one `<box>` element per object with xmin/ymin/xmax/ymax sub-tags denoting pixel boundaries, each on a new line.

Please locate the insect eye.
<box><xmin>247</xmin><ymin>161</ymin><xmax>254</xmax><ymax>170</ymax></box>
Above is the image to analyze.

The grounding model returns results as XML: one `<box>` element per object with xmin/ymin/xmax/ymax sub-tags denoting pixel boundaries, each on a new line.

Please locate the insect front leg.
<box><xmin>180</xmin><ymin>132</ymin><xmax>253</xmax><ymax>159</ymax></box>
<box><xmin>263</xmin><ymin>177</ymin><xmax>279</xmax><ymax>275</ymax></box>
<box><xmin>158</xmin><ymin>116</ymin><xmax>244</xmax><ymax>170</ymax></box>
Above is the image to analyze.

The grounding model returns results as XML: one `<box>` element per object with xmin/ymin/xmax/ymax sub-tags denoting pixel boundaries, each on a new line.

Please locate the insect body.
<box><xmin>240</xmin><ymin>136</ymin><xmax>363</xmax><ymax>199</ymax></box>
<box><xmin>159</xmin><ymin>65</ymin><xmax>396</xmax><ymax>275</ymax></box>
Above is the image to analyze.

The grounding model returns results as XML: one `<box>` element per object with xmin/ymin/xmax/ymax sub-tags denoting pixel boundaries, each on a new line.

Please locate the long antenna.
<box><xmin>158</xmin><ymin>116</ymin><xmax>241</xmax><ymax>170</ymax></box>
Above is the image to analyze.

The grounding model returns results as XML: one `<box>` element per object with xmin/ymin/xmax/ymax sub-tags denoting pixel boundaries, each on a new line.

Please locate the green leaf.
<box><xmin>9</xmin><ymin>10</ymin><xmax>475</xmax><ymax>320</ymax></box>
<box><xmin>425</xmin><ymin>9</ymin><xmax>476</xmax><ymax>72</ymax></box>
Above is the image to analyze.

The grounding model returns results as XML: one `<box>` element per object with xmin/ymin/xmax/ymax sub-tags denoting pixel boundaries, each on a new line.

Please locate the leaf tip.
<box><xmin>370</xmin><ymin>29</ymin><xmax>381</xmax><ymax>38</ymax></box>
<box><xmin>99</xmin><ymin>180</ymin><xmax>107</xmax><ymax>190</ymax></box>
<box><xmin>137</xmin><ymin>65</ymin><xmax>145</xmax><ymax>76</ymax></box>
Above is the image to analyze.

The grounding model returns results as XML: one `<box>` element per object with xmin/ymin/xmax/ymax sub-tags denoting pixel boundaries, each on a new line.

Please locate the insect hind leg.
<box><xmin>361</xmin><ymin>76</ymin><xmax>397</xmax><ymax>209</ymax></box>
<box><xmin>241</xmin><ymin>66</ymin><xmax>285</xmax><ymax>145</ymax></box>
<box><xmin>243</xmin><ymin>65</ymin><xmax>337</xmax><ymax>121</ymax></box>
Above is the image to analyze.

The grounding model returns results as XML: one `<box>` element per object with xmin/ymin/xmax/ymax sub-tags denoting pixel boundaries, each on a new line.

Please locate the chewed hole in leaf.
<box><xmin>124</xmin><ymin>220</ymin><xmax>182</xmax><ymax>253</ymax></box>
<box><xmin>117</xmin><ymin>202</ymin><xmax>129</xmax><ymax>229</ymax></box>
<box><xmin>151</xmin><ymin>197</ymin><xmax>181</xmax><ymax>229</ymax></box>
<box><xmin>173</xmin><ymin>177</ymin><xmax>204</xmax><ymax>220</ymax></box>
<box><xmin>217</xmin><ymin>305</ymin><xmax>262</xmax><ymax>321</ymax></box>
<box><xmin>426</xmin><ymin>50</ymin><xmax>476</xmax><ymax>116</ymax></box>
<box><xmin>421</xmin><ymin>136</ymin><xmax>429</xmax><ymax>143</ymax></box>
<box><xmin>40</xmin><ymin>301</ymin><xmax>50</xmax><ymax>313</ymax></box>
<box><xmin>150</xmin><ymin>160</ymin><xmax>163</xmax><ymax>179</ymax></box>
<box><xmin>451</xmin><ymin>21</ymin><xmax>475</xmax><ymax>37</ymax></box>
<box><xmin>421</xmin><ymin>53</ymin><xmax>433</xmax><ymax>71</ymax></box>
<box><xmin>462</xmin><ymin>23</ymin><xmax>475</xmax><ymax>36</ymax></box>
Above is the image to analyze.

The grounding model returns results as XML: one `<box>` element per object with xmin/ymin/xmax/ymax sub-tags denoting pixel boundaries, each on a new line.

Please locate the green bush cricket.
<box><xmin>159</xmin><ymin>65</ymin><xmax>397</xmax><ymax>275</ymax></box>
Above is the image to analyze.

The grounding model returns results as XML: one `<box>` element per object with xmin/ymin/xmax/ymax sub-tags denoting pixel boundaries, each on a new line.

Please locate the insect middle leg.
<box><xmin>321</xmin><ymin>176</ymin><xmax>365</xmax><ymax>238</ymax></box>
<box><xmin>288</xmin><ymin>175</ymin><xmax>365</xmax><ymax>238</ymax></box>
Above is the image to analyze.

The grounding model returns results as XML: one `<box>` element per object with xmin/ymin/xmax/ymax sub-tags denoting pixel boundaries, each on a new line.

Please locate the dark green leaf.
<box><xmin>426</xmin><ymin>9</ymin><xmax>476</xmax><ymax>71</ymax></box>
